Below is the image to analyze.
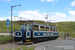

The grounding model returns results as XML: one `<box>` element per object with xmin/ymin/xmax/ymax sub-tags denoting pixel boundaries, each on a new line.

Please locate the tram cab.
<box><xmin>14</xmin><ymin>21</ymin><xmax>33</xmax><ymax>44</ymax></box>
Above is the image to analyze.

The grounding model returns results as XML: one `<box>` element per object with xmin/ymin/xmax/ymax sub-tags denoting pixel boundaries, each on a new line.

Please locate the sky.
<box><xmin>0</xmin><ymin>0</ymin><xmax>75</xmax><ymax>22</ymax></box>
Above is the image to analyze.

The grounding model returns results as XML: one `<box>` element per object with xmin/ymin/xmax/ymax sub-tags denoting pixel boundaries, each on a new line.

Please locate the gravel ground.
<box><xmin>0</xmin><ymin>38</ymin><xmax>75</xmax><ymax>50</ymax></box>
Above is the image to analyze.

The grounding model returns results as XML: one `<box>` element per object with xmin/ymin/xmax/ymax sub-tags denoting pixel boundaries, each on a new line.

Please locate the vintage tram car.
<box><xmin>14</xmin><ymin>21</ymin><xmax>59</xmax><ymax>44</ymax></box>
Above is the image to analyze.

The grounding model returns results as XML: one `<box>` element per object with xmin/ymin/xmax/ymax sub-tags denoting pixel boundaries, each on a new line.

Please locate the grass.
<box><xmin>0</xmin><ymin>35</ymin><xmax>35</xmax><ymax>50</ymax></box>
<box><xmin>55</xmin><ymin>22</ymin><xmax>75</xmax><ymax>32</ymax></box>
<box><xmin>0</xmin><ymin>35</ymin><xmax>14</xmax><ymax>44</ymax></box>
<box><xmin>54</xmin><ymin>21</ymin><xmax>75</xmax><ymax>38</ymax></box>
<box><xmin>58</xmin><ymin>32</ymin><xmax>75</xmax><ymax>38</ymax></box>
<box><xmin>0</xmin><ymin>21</ymin><xmax>20</xmax><ymax>33</ymax></box>
<box><xmin>5</xmin><ymin>46</ymin><xmax>35</xmax><ymax>50</ymax></box>
<box><xmin>0</xmin><ymin>20</ymin><xmax>75</xmax><ymax>37</ymax></box>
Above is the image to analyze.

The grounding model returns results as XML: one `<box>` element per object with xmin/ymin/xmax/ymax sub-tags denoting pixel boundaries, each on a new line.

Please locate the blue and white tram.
<box><xmin>14</xmin><ymin>21</ymin><xmax>59</xmax><ymax>44</ymax></box>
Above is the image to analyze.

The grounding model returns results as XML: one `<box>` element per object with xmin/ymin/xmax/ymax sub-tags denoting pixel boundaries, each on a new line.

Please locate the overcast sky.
<box><xmin>0</xmin><ymin>0</ymin><xmax>75</xmax><ymax>22</ymax></box>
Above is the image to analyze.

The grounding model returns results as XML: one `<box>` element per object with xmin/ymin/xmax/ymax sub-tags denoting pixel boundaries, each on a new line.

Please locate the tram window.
<box><xmin>50</xmin><ymin>28</ymin><xmax>52</xmax><ymax>32</ymax></box>
<box><xmin>56</xmin><ymin>29</ymin><xmax>57</xmax><ymax>32</ymax></box>
<box><xmin>40</xmin><ymin>28</ymin><xmax>44</xmax><ymax>31</ymax></box>
<box><xmin>40</xmin><ymin>26</ymin><xmax>44</xmax><ymax>31</ymax></box>
<box><xmin>53</xmin><ymin>28</ymin><xmax>55</xmax><ymax>32</ymax></box>
<box><xmin>25</xmin><ymin>24</ymin><xmax>27</xmax><ymax>30</ymax></box>
<box><xmin>46</xmin><ymin>27</ymin><xmax>49</xmax><ymax>31</ymax></box>
<box><xmin>20</xmin><ymin>25</ymin><xmax>24</xmax><ymax>30</ymax></box>
<box><xmin>33</xmin><ymin>25</ymin><xmax>38</xmax><ymax>31</ymax></box>
<box><xmin>28</xmin><ymin>24</ymin><xmax>32</xmax><ymax>30</ymax></box>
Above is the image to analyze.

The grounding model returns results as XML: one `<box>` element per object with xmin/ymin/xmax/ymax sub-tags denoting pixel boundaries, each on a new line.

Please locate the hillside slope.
<box><xmin>0</xmin><ymin>21</ymin><xmax>20</xmax><ymax>33</ymax></box>
<box><xmin>0</xmin><ymin>21</ymin><xmax>75</xmax><ymax>32</ymax></box>
<box><xmin>0</xmin><ymin>20</ymin><xmax>75</xmax><ymax>37</ymax></box>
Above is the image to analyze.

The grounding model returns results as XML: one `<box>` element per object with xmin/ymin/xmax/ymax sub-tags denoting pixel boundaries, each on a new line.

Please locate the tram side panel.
<box><xmin>32</xmin><ymin>31</ymin><xmax>59</xmax><ymax>43</ymax></box>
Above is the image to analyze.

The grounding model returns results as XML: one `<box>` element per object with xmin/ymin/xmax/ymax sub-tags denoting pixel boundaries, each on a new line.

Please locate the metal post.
<box><xmin>20</xmin><ymin>17</ymin><xmax>21</xmax><ymax>21</ymax></box>
<box><xmin>11</xmin><ymin>4</ymin><xmax>21</xmax><ymax>38</ymax></box>
<box><xmin>47</xmin><ymin>16</ymin><xmax>48</xmax><ymax>25</ymax></box>
<box><xmin>45</xmin><ymin>14</ymin><xmax>48</xmax><ymax>25</ymax></box>
<box><xmin>49</xmin><ymin>20</ymin><xmax>50</xmax><ymax>26</ymax></box>
<box><xmin>11</xmin><ymin>6</ymin><xmax>13</xmax><ymax>38</ymax></box>
<box><xmin>46</xmin><ymin>14</ymin><xmax>48</xmax><ymax>25</ymax></box>
<box><xmin>49</xmin><ymin>20</ymin><xmax>55</xmax><ymax>26</ymax></box>
<box><xmin>7</xmin><ymin>26</ymin><xmax>8</xmax><ymax>36</ymax></box>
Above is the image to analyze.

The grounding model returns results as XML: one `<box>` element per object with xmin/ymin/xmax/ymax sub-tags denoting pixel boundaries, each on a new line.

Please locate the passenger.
<box><xmin>50</xmin><ymin>30</ymin><xmax>52</xmax><ymax>32</ymax></box>
<box><xmin>43</xmin><ymin>29</ymin><xmax>44</xmax><ymax>31</ymax></box>
<box><xmin>64</xmin><ymin>33</ymin><xmax>66</xmax><ymax>39</ymax></box>
<box><xmin>67</xmin><ymin>33</ymin><xmax>70</xmax><ymax>37</ymax></box>
<box><xmin>37</xmin><ymin>28</ymin><xmax>39</xmax><ymax>31</ymax></box>
<box><xmin>33</xmin><ymin>27</ymin><xmax>35</xmax><ymax>30</ymax></box>
<box><xmin>21</xmin><ymin>27</ymin><xmax>24</xmax><ymax>30</ymax></box>
<box><xmin>46</xmin><ymin>29</ymin><xmax>47</xmax><ymax>31</ymax></box>
<box><xmin>67</xmin><ymin>33</ymin><xmax>70</xmax><ymax>39</ymax></box>
<box><xmin>54</xmin><ymin>30</ymin><xmax>57</xmax><ymax>32</ymax></box>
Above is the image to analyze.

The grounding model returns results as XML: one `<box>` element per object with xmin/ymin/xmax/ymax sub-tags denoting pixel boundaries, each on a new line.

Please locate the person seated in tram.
<box><xmin>33</xmin><ymin>27</ymin><xmax>36</xmax><ymax>31</ymax></box>
<box><xmin>54</xmin><ymin>30</ymin><xmax>57</xmax><ymax>32</ymax></box>
<box><xmin>20</xmin><ymin>27</ymin><xmax>24</xmax><ymax>30</ymax></box>
<box><xmin>53</xmin><ymin>29</ymin><xmax>57</xmax><ymax>32</ymax></box>
<box><xmin>42</xmin><ymin>29</ymin><xmax>44</xmax><ymax>31</ymax></box>
<box><xmin>37</xmin><ymin>28</ymin><xmax>39</xmax><ymax>31</ymax></box>
<box><xmin>50</xmin><ymin>30</ymin><xmax>53</xmax><ymax>32</ymax></box>
<box><xmin>46</xmin><ymin>29</ymin><xmax>48</xmax><ymax>31</ymax></box>
<box><xmin>46</xmin><ymin>29</ymin><xmax>47</xmax><ymax>31</ymax></box>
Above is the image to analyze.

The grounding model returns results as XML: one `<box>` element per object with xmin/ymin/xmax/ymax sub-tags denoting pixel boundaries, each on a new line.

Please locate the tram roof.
<box><xmin>14</xmin><ymin>20</ymin><xmax>33</xmax><ymax>24</ymax></box>
<box><xmin>14</xmin><ymin>20</ymin><xmax>58</xmax><ymax>28</ymax></box>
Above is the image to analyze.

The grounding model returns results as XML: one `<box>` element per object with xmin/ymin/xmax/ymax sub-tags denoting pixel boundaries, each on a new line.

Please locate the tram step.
<box><xmin>24</xmin><ymin>41</ymin><xmax>33</xmax><ymax>44</ymax></box>
<box><xmin>26</xmin><ymin>39</ymin><xmax>31</xmax><ymax>41</ymax></box>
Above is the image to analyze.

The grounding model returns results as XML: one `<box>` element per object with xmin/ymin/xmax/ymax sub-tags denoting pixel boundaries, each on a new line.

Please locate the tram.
<box><xmin>14</xmin><ymin>20</ymin><xmax>59</xmax><ymax>44</ymax></box>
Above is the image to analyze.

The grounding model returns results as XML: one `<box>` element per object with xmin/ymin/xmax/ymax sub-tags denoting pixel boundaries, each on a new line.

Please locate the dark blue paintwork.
<box><xmin>27</xmin><ymin>32</ymin><xmax>30</xmax><ymax>37</ymax></box>
<box><xmin>15</xmin><ymin>32</ymin><xmax>21</xmax><ymax>36</ymax></box>
<box><xmin>33</xmin><ymin>31</ymin><xmax>58</xmax><ymax>37</ymax></box>
<box><xmin>14</xmin><ymin>30</ymin><xmax>25</xmax><ymax>41</ymax></box>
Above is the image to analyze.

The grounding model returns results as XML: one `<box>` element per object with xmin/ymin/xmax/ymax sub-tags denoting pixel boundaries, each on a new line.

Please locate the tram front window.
<box><xmin>20</xmin><ymin>24</ymin><xmax>27</xmax><ymax>30</ymax></box>
<box><xmin>20</xmin><ymin>24</ymin><xmax>32</xmax><ymax>31</ymax></box>
<box><xmin>25</xmin><ymin>24</ymin><xmax>27</xmax><ymax>30</ymax></box>
<box><xmin>20</xmin><ymin>25</ymin><xmax>24</xmax><ymax>30</ymax></box>
<box><xmin>28</xmin><ymin>24</ymin><xmax>32</xmax><ymax>31</ymax></box>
